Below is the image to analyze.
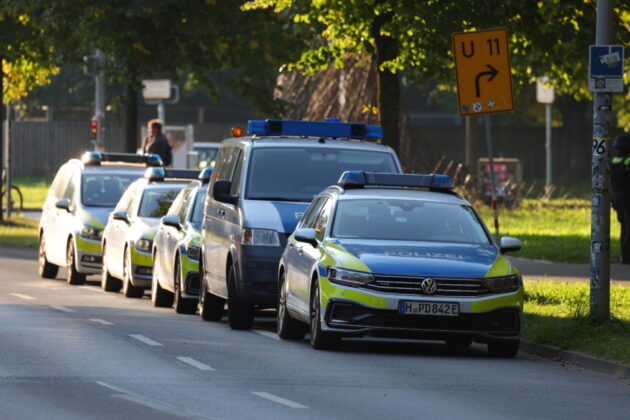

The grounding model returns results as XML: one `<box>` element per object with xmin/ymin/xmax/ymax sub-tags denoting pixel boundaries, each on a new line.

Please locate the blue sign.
<box><xmin>589</xmin><ymin>45</ymin><xmax>624</xmax><ymax>78</ymax></box>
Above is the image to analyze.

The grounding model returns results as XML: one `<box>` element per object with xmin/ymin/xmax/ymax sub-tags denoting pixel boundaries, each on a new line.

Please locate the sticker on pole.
<box><xmin>592</xmin><ymin>139</ymin><xmax>608</xmax><ymax>157</ymax></box>
<box><xmin>452</xmin><ymin>28</ymin><xmax>514</xmax><ymax>116</ymax></box>
<box><xmin>589</xmin><ymin>45</ymin><xmax>624</xmax><ymax>93</ymax></box>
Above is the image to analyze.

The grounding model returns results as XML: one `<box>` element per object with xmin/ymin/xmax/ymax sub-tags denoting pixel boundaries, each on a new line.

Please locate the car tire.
<box><xmin>487</xmin><ymin>339</ymin><xmax>520</xmax><ymax>358</ymax></box>
<box><xmin>199</xmin><ymin>277</ymin><xmax>225</xmax><ymax>322</ymax></box>
<box><xmin>446</xmin><ymin>336</ymin><xmax>473</xmax><ymax>347</ymax></box>
<box><xmin>101</xmin><ymin>244</ymin><xmax>122</xmax><ymax>292</ymax></box>
<box><xmin>277</xmin><ymin>272</ymin><xmax>307</xmax><ymax>340</ymax></box>
<box><xmin>309</xmin><ymin>279</ymin><xmax>339</xmax><ymax>350</ymax></box>
<box><xmin>151</xmin><ymin>256</ymin><xmax>174</xmax><ymax>307</ymax></box>
<box><xmin>66</xmin><ymin>240</ymin><xmax>86</xmax><ymax>285</ymax></box>
<box><xmin>38</xmin><ymin>234</ymin><xmax>58</xmax><ymax>279</ymax></box>
<box><xmin>174</xmin><ymin>259</ymin><xmax>196</xmax><ymax>314</ymax></box>
<box><xmin>227</xmin><ymin>264</ymin><xmax>254</xmax><ymax>330</ymax></box>
<box><xmin>122</xmin><ymin>247</ymin><xmax>144</xmax><ymax>298</ymax></box>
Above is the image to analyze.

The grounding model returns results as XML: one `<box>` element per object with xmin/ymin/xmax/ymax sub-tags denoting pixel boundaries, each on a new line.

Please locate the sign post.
<box><xmin>536</xmin><ymin>77</ymin><xmax>555</xmax><ymax>192</ymax></box>
<box><xmin>142</xmin><ymin>79</ymin><xmax>174</xmax><ymax>124</ymax></box>
<box><xmin>453</xmin><ymin>28</ymin><xmax>514</xmax><ymax>242</ymax></box>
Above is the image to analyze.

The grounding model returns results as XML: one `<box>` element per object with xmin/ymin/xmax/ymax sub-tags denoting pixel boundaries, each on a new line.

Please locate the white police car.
<box><xmin>199</xmin><ymin>119</ymin><xmax>403</xmax><ymax>329</ymax></box>
<box><xmin>277</xmin><ymin>171</ymin><xmax>524</xmax><ymax>357</ymax></box>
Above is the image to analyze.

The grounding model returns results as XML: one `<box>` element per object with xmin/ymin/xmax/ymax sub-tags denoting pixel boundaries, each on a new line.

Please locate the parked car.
<box><xmin>187</xmin><ymin>142</ymin><xmax>220</xmax><ymax>170</ymax></box>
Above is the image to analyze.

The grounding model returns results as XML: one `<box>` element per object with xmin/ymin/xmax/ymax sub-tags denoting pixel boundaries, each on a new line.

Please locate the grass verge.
<box><xmin>13</xmin><ymin>176</ymin><xmax>52</xmax><ymax>210</ymax></box>
<box><xmin>523</xmin><ymin>280</ymin><xmax>630</xmax><ymax>365</ymax></box>
<box><xmin>478</xmin><ymin>198</ymin><xmax>621</xmax><ymax>263</ymax></box>
<box><xmin>0</xmin><ymin>217</ymin><xmax>39</xmax><ymax>248</ymax></box>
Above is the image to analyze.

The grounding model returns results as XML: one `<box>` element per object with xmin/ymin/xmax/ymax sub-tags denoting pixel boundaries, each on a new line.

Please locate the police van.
<box><xmin>198</xmin><ymin>119</ymin><xmax>403</xmax><ymax>329</ymax></box>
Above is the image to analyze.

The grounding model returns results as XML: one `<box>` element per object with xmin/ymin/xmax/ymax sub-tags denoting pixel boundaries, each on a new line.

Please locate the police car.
<box><xmin>151</xmin><ymin>168</ymin><xmax>212</xmax><ymax>313</ymax></box>
<box><xmin>277</xmin><ymin>171</ymin><xmax>524</xmax><ymax>357</ymax></box>
<box><xmin>101</xmin><ymin>168</ymin><xmax>199</xmax><ymax>298</ymax></box>
<box><xmin>199</xmin><ymin>119</ymin><xmax>403</xmax><ymax>329</ymax></box>
<box><xmin>38</xmin><ymin>152</ymin><xmax>162</xmax><ymax>284</ymax></box>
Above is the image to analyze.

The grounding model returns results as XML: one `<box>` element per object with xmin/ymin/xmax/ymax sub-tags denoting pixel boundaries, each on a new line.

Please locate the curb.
<box><xmin>521</xmin><ymin>340</ymin><xmax>629</xmax><ymax>379</ymax></box>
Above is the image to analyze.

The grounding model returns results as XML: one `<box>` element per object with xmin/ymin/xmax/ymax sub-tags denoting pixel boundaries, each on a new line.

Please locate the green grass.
<box><xmin>477</xmin><ymin>198</ymin><xmax>621</xmax><ymax>263</ymax></box>
<box><xmin>523</xmin><ymin>280</ymin><xmax>630</xmax><ymax>365</ymax></box>
<box><xmin>13</xmin><ymin>176</ymin><xmax>52</xmax><ymax>210</ymax></box>
<box><xmin>0</xmin><ymin>217</ymin><xmax>39</xmax><ymax>248</ymax></box>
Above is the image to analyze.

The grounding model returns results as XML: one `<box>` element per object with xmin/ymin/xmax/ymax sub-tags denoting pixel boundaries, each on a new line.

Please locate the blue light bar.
<box><xmin>199</xmin><ymin>168</ymin><xmax>213</xmax><ymax>184</ymax></box>
<box><xmin>144</xmin><ymin>168</ymin><xmax>200</xmax><ymax>182</ymax></box>
<box><xmin>81</xmin><ymin>152</ymin><xmax>163</xmax><ymax>167</ymax></box>
<box><xmin>247</xmin><ymin>119</ymin><xmax>383</xmax><ymax>140</ymax></box>
<box><xmin>338</xmin><ymin>171</ymin><xmax>454</xmax><ymax>189</ymax></box>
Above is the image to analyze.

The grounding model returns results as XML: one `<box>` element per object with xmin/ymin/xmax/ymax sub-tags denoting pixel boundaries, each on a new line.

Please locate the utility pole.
<box><xmin>536</xmin><ymin>77</ymin><xmax>555</xmax><ymax>193</ymax></box>
<box><xmin>84</xmin><ymin>49</ymin><xmax>106</xmax><ymax>151</ymax></box>
<box><xmin>590</xmin><ymin>0</ymin><xmax>614</xmax><ymax>321</ymax></box>
<box><xmin>0</xmin><ymin>56</ymin><xmax>4</xmax><ymax>222</ymax></box>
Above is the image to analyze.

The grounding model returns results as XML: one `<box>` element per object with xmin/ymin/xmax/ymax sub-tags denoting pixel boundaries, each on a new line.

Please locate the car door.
<box><xmin>293</xmin><ymin>197</ymin><xmax>333</xmax><ymax>315</ymax></box>
<box><xmin>43</xmin><ymin>165</ymin><xmax>71</xmax><ymax>264</ymax></box>
<box><xmin>51</xmin><ymin>167</ymin><xmax>78</xmax><ymax>263</ymax></box>
<box><xmin>165</xmin><ymin>188</ymin><xmax>193</xmax><ymax>290</ymax></box>
<box><xmin>110</xmin><ymin>185</ymin><xmax>139</xmax><ymax>277</ymax></box>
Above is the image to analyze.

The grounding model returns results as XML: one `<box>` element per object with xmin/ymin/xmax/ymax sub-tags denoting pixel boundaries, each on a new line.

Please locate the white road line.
<box><xmin>175</xmin><ymin>357</ymin><xmax>215</xmax><ymax>371</ymax></box>
<box><xmin>90</xmin><ymin>318</ymin><xmax>113</xmax><ymax>326</ymax></box>
<box><xmin>252</xmin><ymin>392</ymin><xmax>309</xmax><ymax>409</ymax></box>
<box><xmin>95</xmin><ymin>382</ymin><xmax>194</xmax><ymax>418</ymax></box>
<box><xmin>9</xmin><ymin>293</ymin><xmax>37</xmax><ymax>300</ymax></box>
<box><xmin>253</xmin><ymin>330</ymin><xmax>280</xmax><ymax>340</ymax></box>
<box><xmin>129</xmin><ymin>334</ymin><xmax>163</xmax><ymax>346</ymax></box>
<box><xmin>50</xmin><ymin>305</ymin><xmax>76</xmax><ymax>313</ymax></box>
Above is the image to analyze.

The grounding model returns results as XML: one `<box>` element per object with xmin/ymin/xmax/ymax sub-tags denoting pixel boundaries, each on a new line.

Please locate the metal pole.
<box><xmin>484</xmin><ymin>114</ymin><xmax>500</xmax><ymax>242</ymax></box>
<box><xmin>94</xmin><ymin>49</ymin><xmax>105</xmax><ymax>151</ymax></box>
<box><xmin>0</xmin><ymin>55</ymin><xmax>4</xmax><ymax>221</ymax></box>
<box><xmin>157</xmin><ymin>100</ymin><xmax>165</xmax><ymax>124</ymax></box>
<box><xmin>4</xmin><ymin>104</ymin><xmax>10</xmax><ymax>218</ymax></box>
<box><xmin>590</xmin><ymin>0</ymin><xmax>614</xmax><ymax>322</ymax></box>
<box><xmin>545</xmin><ymin>103</ymin><xmax>552</xmax><ymax>188</ymax></box>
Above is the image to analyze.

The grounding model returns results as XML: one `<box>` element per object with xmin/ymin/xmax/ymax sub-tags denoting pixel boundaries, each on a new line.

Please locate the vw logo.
<box><xmin>421</xmin><ymin>278</ymin><xmax>437</xmax><ymax>295</ymax></box>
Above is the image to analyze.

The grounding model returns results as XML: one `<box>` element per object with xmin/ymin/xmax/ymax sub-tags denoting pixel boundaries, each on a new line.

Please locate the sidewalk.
<box><xmin>509</xmin><ymin>257</ymin><xmax>630</xmax><ymax>286</ymax></box>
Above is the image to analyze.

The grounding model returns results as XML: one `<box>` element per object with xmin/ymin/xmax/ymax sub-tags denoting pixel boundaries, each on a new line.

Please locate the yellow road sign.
<box><xmin>452</xmin><ymin>28</ymin><xmax>514</xmax><ymax>116</ymax></box>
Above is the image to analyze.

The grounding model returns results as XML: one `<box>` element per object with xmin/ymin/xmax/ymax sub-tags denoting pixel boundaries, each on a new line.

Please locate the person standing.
<box><xmin>141</xmin><ymin>119</ymin><xmax>172</xmax><ymax>166</ymax></box>
<box><xmin>611</xmin><ymin>133</ymin><xmax>630</xmax><ymax>264</ymax></box>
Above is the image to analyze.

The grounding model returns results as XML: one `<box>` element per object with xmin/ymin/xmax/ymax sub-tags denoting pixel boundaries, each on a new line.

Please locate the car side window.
<box><xmin>212</xmin><ymin>147</ymin><xmax>232</xmax><ymax>182</ymax></box>
<box><xmin>314</xmin><ymin>198</ymin><xmax>333</xmax><ymax>241</ymax></box>
<box><xmin>299</xmin><ymin>197</ymin><xmax>324</xmax><ymax>229</ymax></box>
<box><xmin>62</xmin><ymin>171</ymin><xmax>76</xmax><ymax>205</ymax></box>
<box><xmin>304</xmin><ymin>197</ymin><xmax>329</xmax><ymax>231</ymax></box>
<box><xmin>178</xmin><ymin>189</ymin><xmax>194</xmax><ymax>224</ymax></box>
<box><xmin>230</xmin><ymin>150</ymin><xmax>244</xmax><ymax>196</ymax></box>
<box><xmin>168</xmin><ymin>188</ymin><xmax>189</xmax><ymax>217</ymax></box>
<box><xmin>115</xmin><ymin>187</ymin><xmax>133</xmax><ymax>212</ymax></box>
<box><xmin>51</xmin><ymin>166</ymin><xmax>72</xmax><ymax>201</ymax></box>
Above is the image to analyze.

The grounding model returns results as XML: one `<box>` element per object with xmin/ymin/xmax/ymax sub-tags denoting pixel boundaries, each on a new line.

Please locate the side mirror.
<box><xmin>500</xmin><ymin>236</ymin><xmax>522</xmax><ymax>253</ymax></box>
<box><xmin>294</xmin><ymin>228</ymin><xmax>318</xmax><ymax>247</ymax></box>
<box><xmin>112</xmin><ymin>210</ymin><xmax>129</xmax><ymax>224</ymax></box>
<box><xmin>55</xmin><ymin>199</ymin><xmax>71</xmax><ymax>211</ymax></box>
<box><xmin>213</xmin><ymin>179</ymin><xmax>237</xmax><ymax>205</ymax></box>
<box><xmin>161</xmin><ymin>215</ymin><xmax>182</xmax><ymax>230</ymax></box>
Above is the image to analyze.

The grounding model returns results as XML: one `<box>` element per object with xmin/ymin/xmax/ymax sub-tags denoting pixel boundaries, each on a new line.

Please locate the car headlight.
<box><xmin>136</xmin><ymin>239</ymin><xmax>153</xmax><ymax>252</ymax></box>
<box><xmin>241</xmin><ymin>228</ymin><xmax>280</xmax><ymax>247</ymax></box>
<box><xmin>80</xmin><ymin>226</ymin><xmax>103</xmax><ymax>240</ymax></box>
<box><xmin>186</xmin><ymin>245</ymin><xmax>200</xmax><ymax>261</ymax></box>
<box><xmin>483</xmin><ymin>274</ymin><xmax>521</xmax><ymax>293</ymax></box>
<box><xmin>327</xmin><ymin>267</ymin><xmax>374</xmax><ymax>287</ymax></box>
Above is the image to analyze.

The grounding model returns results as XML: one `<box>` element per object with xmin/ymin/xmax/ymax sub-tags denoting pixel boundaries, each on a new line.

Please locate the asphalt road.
<box><xmin>1</xmin><ymin>248</ymin><xmax>628</xmax><ymax>420</ymax></box>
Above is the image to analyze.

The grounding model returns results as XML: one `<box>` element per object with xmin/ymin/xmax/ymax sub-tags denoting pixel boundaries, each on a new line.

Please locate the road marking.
<box><xmin>50</xmin><ymin>305</ymin><xmax>76</xmax><ymax>313</ymax></box>
<box><xmin>9</xmin><ymin>293</ymin><xmax>37</xmax><ymax>300</ymax></box>
<box><xmin>253</xmin><ymin>330</ymin><xmax>279</xmax><ymax>340</ymax></box>
<box><xmin>129</xmin><ymin>334</ymin><xmax>162</xmax><ymax>346</ymax></box>
<box><xmin>90</xmin><ymin>318</ymin><xmax>113</xmax><ymax>325</ymax></box>
<box><xmin>176</xmin><ymin>357</ymin><xmax>215</xmax><ymax>371</ymax></box>
<box><xmin>252</xmin><ymin>392</ymin><xmax>308</xmax><ymax>409</ymax></box>
<box><xmin>95</xmin><ymin>381</ymin><xmax>195</xmax><ymax>418</ymax></box>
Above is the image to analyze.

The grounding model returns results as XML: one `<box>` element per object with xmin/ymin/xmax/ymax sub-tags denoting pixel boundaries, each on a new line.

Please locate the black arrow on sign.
<box><xmin>474</xmin><ymin>64</ymin><xmax>498</xmax><ymax>98</ymax></box>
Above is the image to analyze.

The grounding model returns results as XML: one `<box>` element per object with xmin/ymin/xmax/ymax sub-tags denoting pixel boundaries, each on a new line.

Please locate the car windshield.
<box><xmin>81</xmin><ymin>173</ymin><xmax>140</xmax><ymax>207</ymax></box>
<box><xmin>194</xmin><ymin>146</ymin><xmax>219</xmax><ymax>169</ymax></box>
<box><xmin>246</xmin><ymin>147</ymin><xmax>398</xmax><ymax>202</ymax></box>
<box><xmin>332</xmin><ymin>199</ymin><xmax>491</xmax><ymax>244</ymax></box>
<box><xmin>138</xmin><ymin>187</ymin><xmax>182</xmax><ymax>218</ymax></box>
<box><xmin>190</xmin><ymin>189</ymin><xmax>207</xmax><ymax>225</ymax></box>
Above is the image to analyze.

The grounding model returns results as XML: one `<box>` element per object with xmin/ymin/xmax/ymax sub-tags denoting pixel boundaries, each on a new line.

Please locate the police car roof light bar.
<box><xmin>247</xmin><ymin>119</ymin><xmax>384</xmax><ymax>140</ymax></box>
<box><xmin>199</xmin><ymin>168</ymin><xmax>214</xmax><ymax>184</ymax></box>
<box><xmin>338</xmin><ymin>171</ymin><xmax>454</xmax><ymax>190</ymax></box>
<box><xmin>144</xmin><ymin>168</ymin><xmax>200</xmax><ymax>182</ymax></box>
<box><xmin>81</xmin><ymin>152</ymin><xmax>163</xmax><ymax>167</ymax></box>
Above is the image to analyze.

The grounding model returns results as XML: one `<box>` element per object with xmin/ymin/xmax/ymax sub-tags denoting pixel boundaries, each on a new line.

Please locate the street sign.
<box><xmin>589</xmin><ymin>45</ymin><xmax>624</xmax><ymax>92</ymax></box>
<box><xmin>452</xmin><ymin>28</ymin><xmax>514</xmax><ymax>116</ymax></box>
<box><xmin>536</xmin><ymin>77</ymin><xmax>555</xmax><ymax>104</ymax></box>
<box><xmin>142</xmin><ymin>79</ymin><xmax>172</xmax><ymax>100</ymax></box>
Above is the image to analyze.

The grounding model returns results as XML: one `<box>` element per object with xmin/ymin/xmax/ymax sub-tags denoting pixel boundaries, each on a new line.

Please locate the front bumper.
<box><xmin>75</xmin><ymin>236</ymin><xmax>103</xmax><ymax>274</ymax></box>
<box><xmin>319</xmin><ymin>277</ymin><xmax>523</xmax><ymax>341</ymax></box>
<box><xmin>236</xmin><ymin>244</ymin><xmax>285</xmax><ymax>306</ymax></box>
<box><xmin>129</xmin><ymin>246</ymin><xmax>153</xmax><ymax>288</ymax></box>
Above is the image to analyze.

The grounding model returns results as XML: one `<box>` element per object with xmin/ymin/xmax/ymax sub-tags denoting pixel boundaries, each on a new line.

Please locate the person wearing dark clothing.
<box><xmin>141</xmin><ymin>119</ymin><xmax>172</xmax><ymax>166</ymax></box>
<box><xmin>611</xmin><ymin>133</ymin><xmax>630</xmax><ymax>264</ymax></box>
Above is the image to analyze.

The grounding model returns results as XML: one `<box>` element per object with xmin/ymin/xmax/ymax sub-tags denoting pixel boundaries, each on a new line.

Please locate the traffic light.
<box><xmin>90</xmin><ymin>119</ymin><xmax>98</xmax><ymax>141</ymax></box>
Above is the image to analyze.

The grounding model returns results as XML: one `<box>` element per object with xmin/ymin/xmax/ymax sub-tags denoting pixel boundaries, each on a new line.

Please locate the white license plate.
<box><xmin>399</xmin><ymin>301</ymin><xmax>459</xmax><ymax>316</ymax></box>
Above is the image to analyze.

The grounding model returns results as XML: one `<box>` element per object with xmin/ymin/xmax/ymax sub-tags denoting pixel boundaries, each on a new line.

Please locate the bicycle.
<box><xmin>1</xmin><ymin>169</ymin><xmax>23</xmax><ymax>215</ymax></box>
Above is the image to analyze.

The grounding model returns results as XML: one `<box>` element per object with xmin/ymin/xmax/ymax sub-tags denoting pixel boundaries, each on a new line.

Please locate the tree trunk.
<box><xmin>371</xmin><ymin>9</ymin><xmax>399</xmax><ymax>152</ymax></box>
<box><xmin>124</xmin><ymin>83</ymin><xmax>139</xmax><ymax>153</ymax></box>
